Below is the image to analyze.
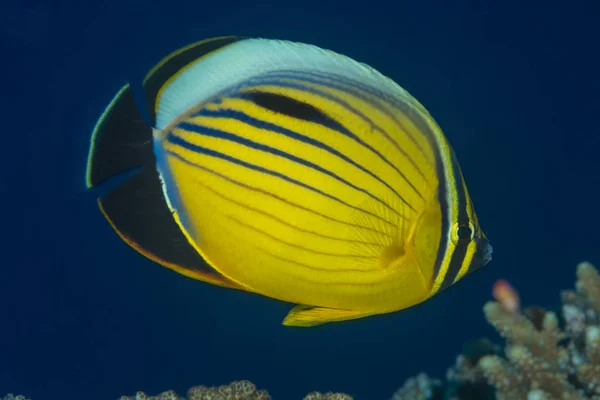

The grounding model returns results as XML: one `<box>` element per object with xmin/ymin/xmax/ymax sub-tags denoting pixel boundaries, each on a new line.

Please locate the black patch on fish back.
<box><xmin>248</xmin><ymin>91</ymin><xmax>344</xmax><ymax>131</ymax></box>
<box><xmin>87</xmin><ymin>87</ymin><xmax>151</xmax><ymax>188</ymax></box>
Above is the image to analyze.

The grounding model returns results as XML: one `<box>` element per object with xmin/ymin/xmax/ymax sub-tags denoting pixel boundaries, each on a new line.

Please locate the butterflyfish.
<box><xmin>86</xmin><ymin>36</ymin><xmax>493</xmax><ymax>327</ymax></box>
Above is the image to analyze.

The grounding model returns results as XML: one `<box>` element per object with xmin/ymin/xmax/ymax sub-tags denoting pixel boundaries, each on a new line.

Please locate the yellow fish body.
<box><xmin>86</xmin><ymin>36</ymin><xmax>492</xmax><ymax>327</ymax></box>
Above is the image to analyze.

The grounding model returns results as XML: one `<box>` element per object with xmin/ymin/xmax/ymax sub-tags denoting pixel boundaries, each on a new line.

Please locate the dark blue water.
<box><xmin>3</xmin><ymin>1</ymin><xmax>599</xmax><ymax>399</ymax></box>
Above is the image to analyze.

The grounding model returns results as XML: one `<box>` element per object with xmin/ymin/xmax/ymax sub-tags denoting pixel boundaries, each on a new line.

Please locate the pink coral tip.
<box><xmin>492</xmin><ymin>279</ymin><xmax>520</xmax><ymax>313</ymax></box>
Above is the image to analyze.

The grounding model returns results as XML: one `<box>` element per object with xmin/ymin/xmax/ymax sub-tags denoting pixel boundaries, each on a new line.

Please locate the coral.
<box><xmin>478</xmin><ymin>301</ymin><xmax>583</xmax><ymax>400</ymax></box>
<box><xmin>118</xmin><ymin>380</ymin><xmax>353</xmax><ymax>400</ymax></box>
<box><xmin>444</xmin><ymin>339</ymin><xmax>498</xmax><ymax>400</ymax></box>
<box><xmin>119</xmin><ymin>380</ymin><xmax>271</xmax><ymax>400</ymax></box>
<box><xmin>2</xmin><ymin>396</ymin><xmax>31</xmax><ymax>400</ymax></box>
<box><xmin>302</xmin><ymin>392</ymin><xmax>353</xmax><ymax>400</ymax></box>
<box><xmin>388</xmin><ymin>373</ymin><xmax>442</xmax><ymax>400</ymax></box>
<box><xmin>479</xmin><ymin>261</ymin><xmax>600</xmax><ymax>399</ymax></box>
<box><xmin>389</xmin><ymin>261</ymin><xmax>600</xmax><ymax>400</ymax></box>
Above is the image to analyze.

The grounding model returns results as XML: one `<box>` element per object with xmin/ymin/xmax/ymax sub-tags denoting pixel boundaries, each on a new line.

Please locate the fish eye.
<box><xmin>457</xmin><ymin>225</ymin><xmax>473</xmax><ymax>240</ymax></box>
<box><xmin>452</xmin><ymin>221</ymin><xmax>475</xmax><ymax>244</ymax></box>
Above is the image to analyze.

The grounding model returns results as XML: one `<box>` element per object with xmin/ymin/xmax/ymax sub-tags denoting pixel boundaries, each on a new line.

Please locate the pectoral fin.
<box><xmin>283</xmin><ymin>305</ymin><xmax>376</xmax><ymax>327</ymax></box>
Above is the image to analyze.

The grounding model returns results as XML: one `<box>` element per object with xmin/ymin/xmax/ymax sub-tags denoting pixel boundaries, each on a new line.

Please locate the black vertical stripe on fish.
<box><xmin>142</xmin><ymin>36</ymin><xmax>247</xmax><ymax>125</ymax></box>
<box><xmin>439</xmin><ymin>238</ymin><xmax>469</xmax><ymax>292</ymax></box>
<box><xmin>452</xmin><ymin>152</ymin><xmax>470</xmax><ymax>222</ymax></box>
<box><xmin>192</xmin><ymin>106</ymin><xmax>414</xmax><ymax>214</ymax></box>
<box><xmin>164</xmin><ymin>149</ymin><xmax>394</xmax><ymax>238</ymax></box>
<box><xmin>431</xmin><ymin>166</ymin><xmax>451</xmax><ymax>279</ymax></box>
<box><xmin>262</xmin><ymin>70</ymin><xmax>432</xmax><ymax>174</ymax></box>
<box><xmin>172</xmin><ymin>121</ymin><xmax>404</xmax><ymax>218</ymax></box>
<box><xmin>237</xmin><ymin>78</ymin><xmax>426</xmax><ymax>202</ymax></box>
<box><xmin>439</xmin><ymin>151</ymin><xmax>471</xmax><ymax>291</ymax></box>
<box><xmin>166</xmin><ymin>134</ymin><xmax>399</xmax><ymax>228</ymax></box>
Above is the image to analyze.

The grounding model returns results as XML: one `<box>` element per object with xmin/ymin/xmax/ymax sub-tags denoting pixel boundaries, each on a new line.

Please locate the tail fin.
<box><xmin>85</xmin><ymin>84</ymin><xmax>243</xmax><ymax>290</ymax></box>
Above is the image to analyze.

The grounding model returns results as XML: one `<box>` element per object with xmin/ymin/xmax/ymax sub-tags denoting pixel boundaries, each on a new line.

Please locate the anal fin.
<box><xmin>283</xmin><ymin>305</ymin><xmax>376</xmax><ymax>327</ymax></box>
<box><xmin>97</xmin><ymin>170</ymin><xmax>245</xmax><ymax>291</ymax></box>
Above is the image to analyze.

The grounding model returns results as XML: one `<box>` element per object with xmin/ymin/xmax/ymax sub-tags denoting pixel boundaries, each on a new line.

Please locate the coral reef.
<box><xmin>119</xmin><ymin>380</ymin><xmax>271</xmax><ymax>400</ymax></box>
<box><xmin>390</xmin><ymin>261</ymin><xmax>600</xmax><ymax>400</ymax></box>
<box><xmin>118</xmin><ymin>380</ymin><xmax>353</xmax><ymax>400</ymax></box>
<box><xmin>2</xmin><ymin>396</ymin><xmax>30</xmax><ymax>400</ymax></box>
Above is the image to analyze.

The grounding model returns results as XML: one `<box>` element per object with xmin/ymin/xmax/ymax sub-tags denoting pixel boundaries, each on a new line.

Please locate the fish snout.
<box><xmin>481</xmin><ymin>239</ymin><xmax>493</xmax><ymax>267</ymax></box>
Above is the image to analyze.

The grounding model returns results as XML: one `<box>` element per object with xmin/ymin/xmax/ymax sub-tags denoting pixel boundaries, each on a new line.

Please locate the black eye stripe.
<box><xmin>457</xmin><ymin>225</ymin><xmax>473</xmax><ymax>240</ymax></box>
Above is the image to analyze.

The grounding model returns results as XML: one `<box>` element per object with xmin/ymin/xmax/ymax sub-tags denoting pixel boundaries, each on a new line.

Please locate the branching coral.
<box><xmin>388</xmin><ymin>373</ymin><xmax>442</xmax><ymax>400</ymax></box>
<box><xmin>118</xmin><ymin>380</ymin><xmax>353</xmax><ymax>400</ymax></box>
<box><xmin>478</xmin><ymin>301</ymin><xmax>583</xmax><ymax>399</ymax></box>
<box><xmin>479</xmin><ymin>262</ymin><xmax>600</xmax><ymax>399</ymax></box>
<box><xmin>390</xmin><ymin>261</ymin><xmax>600</xmax><ymax>400</ymax></box>
<box><xmin>119</xmin><ymin>380</ymin><xmax>271</xmax><ymax>400</ymax></box>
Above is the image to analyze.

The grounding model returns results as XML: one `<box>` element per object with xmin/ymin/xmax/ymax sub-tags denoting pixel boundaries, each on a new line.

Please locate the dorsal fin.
<box><xmin>146</xmin><ymin>37</ymin><xmax>433</xmax><ymax>131</ymax></box>
<box><xmin>86</xmin><ymin>83</ymin><xmax>245</xmax><ymax>291</ymax></box>
<box><xmin>142</xmin><ymin>36</ymin><xmax>246</xmax><ymax>126</ymax></box>
<box><xmin>86</xmin><ymin>84</ymin><xmax>150</xmax><ymax>188</ymax></box>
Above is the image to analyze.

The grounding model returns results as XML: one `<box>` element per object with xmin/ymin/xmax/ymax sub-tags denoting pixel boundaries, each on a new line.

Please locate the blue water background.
<box><xmin>2</xmin><ymin>1</ymin><xmax>599</xmax><ymax>399</ymax></box>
